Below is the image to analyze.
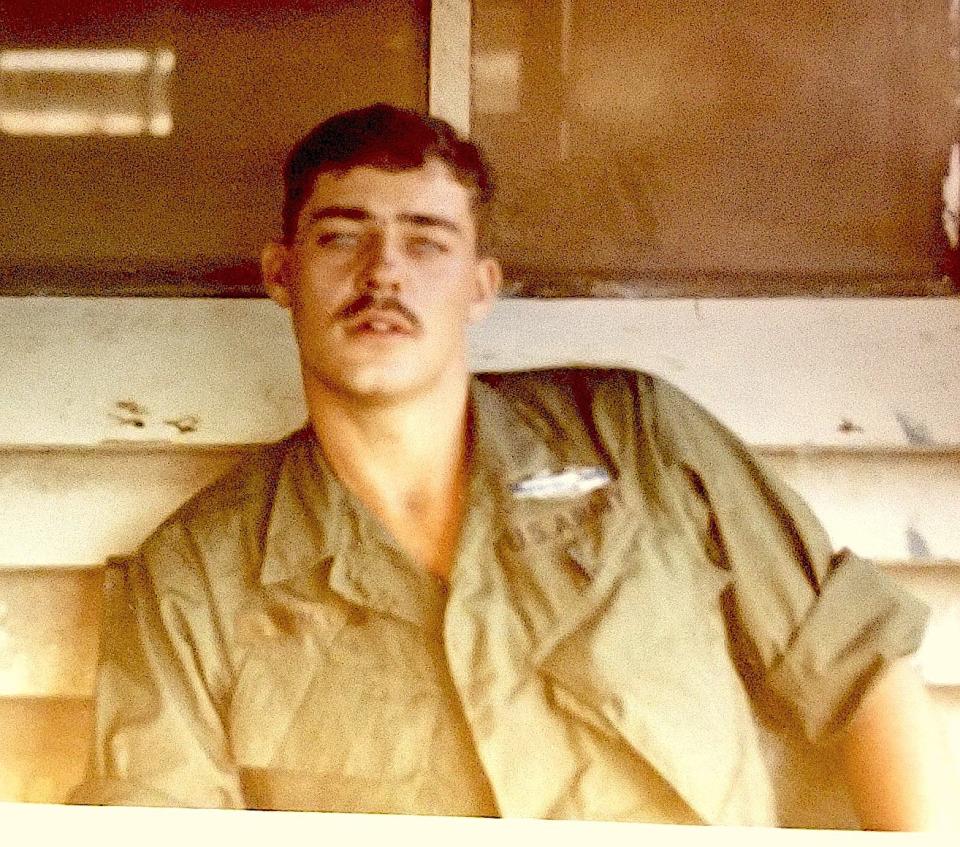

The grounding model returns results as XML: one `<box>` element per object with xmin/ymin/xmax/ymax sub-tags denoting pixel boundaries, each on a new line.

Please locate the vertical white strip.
<box><xmin>943</xmin><ymin>144</ymin><xmax>959</xmax><ymax>248</ymax></box>
<box><xmin>147</xmin><ymin>48</ymin><xmax>175</xmax><ymax>137</ymax></box>
<box><xmin>428</xmin><ymin>0</ymin><xmax>472</xmax><ymax>135</ymax></box>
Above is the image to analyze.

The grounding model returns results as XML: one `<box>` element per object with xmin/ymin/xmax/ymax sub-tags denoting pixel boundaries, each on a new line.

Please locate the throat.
<box><xmin>379</xmin><ymin>495</ymin><xmax>465</xmax><ymax>581</ymax></box>
<box><xmin>306</xmin><ymin>381</ymin><xmax>474</xmax><ymax>579</ymax></box>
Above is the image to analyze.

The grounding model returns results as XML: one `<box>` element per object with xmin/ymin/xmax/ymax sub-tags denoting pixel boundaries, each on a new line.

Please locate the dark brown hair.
<box><xmin>281</xmin><ymin>103</ymin><xmax>494</xmax><ymax>244</ymax></box>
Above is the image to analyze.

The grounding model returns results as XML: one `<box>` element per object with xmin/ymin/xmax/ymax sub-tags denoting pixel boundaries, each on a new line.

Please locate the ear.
<box><xmin>261</xmin><ymin>241</ymin><xmax>293</xmax><ymax>309</ymax></box>
<box><xmin>467</xmin><ymin>256</ymin><xmax>502</xmax><ymax>323</ymax></box>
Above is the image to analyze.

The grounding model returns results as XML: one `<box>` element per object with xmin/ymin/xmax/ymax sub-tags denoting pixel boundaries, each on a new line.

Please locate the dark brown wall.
<box><xmin>473</xmin><ymin>1</ymin><xmax>954</xmax><ymax>291</ymax></box>
<box><xmin>1</xmin><ymin>1</ymin><xmax>427</xmax><ymax>269</ymax></box>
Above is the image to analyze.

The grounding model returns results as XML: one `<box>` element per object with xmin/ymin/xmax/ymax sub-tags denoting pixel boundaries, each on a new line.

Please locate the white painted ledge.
<box><xmin>0</xmin><ymin>296</ymin><xmax>958</xmax><ymax>448</ymax></box>
<box><xmin>1</xmin><ymin>449</ymin><xmax>958</xmax><ymax>566</ymax></box>
<box><xmin>0</xmin><ymin>801</ymin><xmax>935</xmax><ymax>842</ymax></box>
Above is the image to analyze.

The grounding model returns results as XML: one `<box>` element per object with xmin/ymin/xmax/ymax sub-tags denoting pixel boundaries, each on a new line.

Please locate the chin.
<box><xmin>305</xmin><ymin>341</ymin><xmax>465</xmax><ymax>404</ymax></box>
<box><xmin>318</xmin><ymin>365</ymin><xmax>437</xmax><ymax>404</ymax></box>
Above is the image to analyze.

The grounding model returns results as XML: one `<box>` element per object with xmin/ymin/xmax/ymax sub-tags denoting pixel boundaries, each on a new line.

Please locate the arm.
<box><xmin>841</xmin><ymin>658</ymin><xmax>960</xmax><ymax>831</ymax></box>
<box><xmin>71</xmin><ymin>536</ymin><xmax>244</xmax><ymax>808</ymax></box>
<box><xmin>639</xmin><ymin>374</ymin><xmax>936</xmax><ymax>826</ymax></box>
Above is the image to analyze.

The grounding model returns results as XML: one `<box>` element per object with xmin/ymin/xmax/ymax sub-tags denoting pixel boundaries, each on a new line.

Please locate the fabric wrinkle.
<box><xmin>73</xmin><ymin>368</ymin><xmax>928</xmax><ymax>826</ymax></box>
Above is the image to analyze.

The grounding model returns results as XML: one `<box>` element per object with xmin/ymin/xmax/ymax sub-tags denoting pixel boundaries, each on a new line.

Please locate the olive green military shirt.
<box><xmin>72</xmin><ymin>369</ymin><xmax>928</xmax><ymax>824</ymax></box>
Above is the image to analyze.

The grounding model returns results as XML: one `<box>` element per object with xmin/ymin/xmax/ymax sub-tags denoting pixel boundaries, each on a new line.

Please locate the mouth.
<box><xmin>344</xmin><ymin>308</ymin><xmax>416</xmax><ymax>337</ymax></box>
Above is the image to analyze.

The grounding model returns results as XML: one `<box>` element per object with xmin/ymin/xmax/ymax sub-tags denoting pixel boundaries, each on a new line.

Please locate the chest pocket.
<box><xmin>228</xmin><ymin>599</ymin><xmax>440</xmax><ymax>812</ymax></box>
<box><xmin>531</xmin><ymin>522</ymin><xmax>775</xmax><ymax>825</ymax></box>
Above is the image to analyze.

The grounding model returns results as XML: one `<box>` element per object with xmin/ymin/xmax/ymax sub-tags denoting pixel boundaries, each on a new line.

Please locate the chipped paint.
<box><xmin>837</xmin><ymin>418</ymin><xmax>864</xmax><ymax>435</ymax></box>
<box><xmin>894</xmin><ymin>412</ymin><xmax>936</xmax><ymax>447</ymax></box>
<box><xmin>0</xmin><ymin>298</ymin><xmax>959</xmax><ymax>447</ymax></box>
<box><xmin>164</xmin><ymin>415</ymin><xmax>199</xmax><ymax>434</ymax></box>
<box><xmin>905</xmin><ymin>526</ymin><xmax>933</xmax><ymax>559</ymax></box>
<box><xmin>111</xmin><ymin>400</ymin><xmax>146</xmax><ymax>428</ymax></box>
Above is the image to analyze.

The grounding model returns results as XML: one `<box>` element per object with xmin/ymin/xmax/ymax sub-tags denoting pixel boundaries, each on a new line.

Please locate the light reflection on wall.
<box><xmin>0</xmin><ymin>48</ymin><xmax>175</xmax><ymax>137</ymax></box>
<box><xmin>472</xmin><ymin>50</ymin><xmax>521</xmax><ymax>115</ymax></box>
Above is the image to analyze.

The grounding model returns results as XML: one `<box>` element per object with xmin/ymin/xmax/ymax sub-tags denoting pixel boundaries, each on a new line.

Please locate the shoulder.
<box><xmin>476</xmin><ymin>365</ymin><xmax>654</xmax><ymax>419</ymax></box>
<box><xmin>475</xmin><ymin>366</ymin><xmax>709</xmax><ymax>451</ymax></box>
<box><xmin>162</xmin><ymin>430</ymin><xmax>299</xmax><ymax>530</ymax></box>
<box><xmin>132</xmin><ymin>428</ymin><xmax>308</xmax><ymax>585</ymax></box>
<box><xmin>473</xmin><ymin>368</ymin><xmax>756</xmax><ymax>530</ymax></box>
<box><xmin>475</xmin><ymin>365</ymin><xmax>705</xmax><ymax>410</ymax></box>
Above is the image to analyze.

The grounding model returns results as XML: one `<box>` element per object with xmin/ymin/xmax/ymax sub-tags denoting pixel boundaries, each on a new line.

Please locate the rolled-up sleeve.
<box><xmin>643</xmin><ymin>375</ymin><xmax>929</xmax><ymax>743</ymax></box>
<box><xmin>70</xmin><ymin>525</ymin><xmax>244</xmax><ymax>808</ymax></box>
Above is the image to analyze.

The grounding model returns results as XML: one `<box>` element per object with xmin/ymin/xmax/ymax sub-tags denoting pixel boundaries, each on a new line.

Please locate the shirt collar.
<box><xmin>258</xmin><ymin>375</ymin><xmax>616</xmax><ymax>588</ymax></box>
<box><xmin>259</xmin><ymin>426</ymin><xmax>347</xmax><ymax>585</ymax></box>
<box><xmin>258</xmin><ymin>424</ymin><xmax>450</xmax><ymax>630</ymax></box>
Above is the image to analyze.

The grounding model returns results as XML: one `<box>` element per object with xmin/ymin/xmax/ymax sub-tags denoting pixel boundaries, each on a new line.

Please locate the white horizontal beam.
<box><xmin>0</xmin><ymin>448</ymin><xmax>957</xmax><ymax>567</ymax></box>
<box><xmin>0</xmin><ymin>297</ymin><xmax>958</xmax><ymax>449</ymax></box>
<box><xmin>4</xmin><ymin>791</ymin><xmax>960</xmax><ymax>841</ymax></box>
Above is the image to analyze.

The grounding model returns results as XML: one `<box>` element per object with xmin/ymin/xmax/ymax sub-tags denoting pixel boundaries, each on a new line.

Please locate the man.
<box><xmin>73</xmin><ymin>104</ymin><xmax>956</xmax><ymax>829</ymax></box>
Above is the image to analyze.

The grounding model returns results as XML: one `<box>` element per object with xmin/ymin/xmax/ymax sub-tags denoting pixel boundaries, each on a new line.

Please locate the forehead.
<box><xmin>299</xmin><ymin>160</ymin><xmax>476</xmax><ymax>229</ymax></box>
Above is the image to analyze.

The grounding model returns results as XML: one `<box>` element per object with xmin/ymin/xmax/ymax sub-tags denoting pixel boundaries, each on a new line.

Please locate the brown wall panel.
<box><xmin>1</xmin><ymin>0</ymin><xmax>428</xmax><ymax>293</ymax></box>
<box><xmin>472</xmin><ymin>1</ymin><xmax>953</xmax><ymax>292</ymax></box>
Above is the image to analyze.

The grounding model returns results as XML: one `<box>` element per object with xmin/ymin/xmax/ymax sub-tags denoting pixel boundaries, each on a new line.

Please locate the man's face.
<box><xmin>263</xmin><ymin>159</ymin><xmax>500</xmax><ymax>405</ymax></box>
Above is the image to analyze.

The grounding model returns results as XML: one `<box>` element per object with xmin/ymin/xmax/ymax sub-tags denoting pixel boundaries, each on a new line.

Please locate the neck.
<box><xmin>304</xmin><ymin>372</ymin><xmax>472</xmax><ymax>578</ymax></box>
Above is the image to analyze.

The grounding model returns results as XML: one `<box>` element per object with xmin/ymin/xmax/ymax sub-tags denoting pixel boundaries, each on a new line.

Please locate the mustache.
<box><xmin>334</xmin><ymin>293</ymin><xmax>421</xmax><ymax>331</ymax></box>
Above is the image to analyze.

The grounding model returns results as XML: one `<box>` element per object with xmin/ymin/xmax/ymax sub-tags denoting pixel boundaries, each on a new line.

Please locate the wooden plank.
<box><xmin>0</xmin><ymin>449</ymin><xmax>241</xmax><ymax>566</ymax></box>
<box><xmin>0</xmin><ymin>568</ymin><xmax>955</xmax><ymax>807</ymax></box>
<box><xmin>1</xmin><ymin>447</ymin><xmax>958</xmax><ymax>566</ymax></box>
<box><xmin>762</xmin><ymin>452</ymin><xmax>960</xmax><ymax>562</ymax></box>
<box><xmin>0</xmin><ymin>568</ymin><xmax>102</xmax><ymax>697</ymax></box>
<box><xmin>0</xmin><ymin>689</ymin><xmax>955</xmax><ymax>811</ymax></box>
<box><xmin>0</xmin><ymin>690</ymin><xmax>956</xmax><ymax>810</ymax></box>
<box><xmin>473</xmin><ymin>298</ymin><xmax>960</xmax><ymax>450</ymax></box>
<box><xmin>0</xmin><ymin>298</ymin><xmax>958</xmax><ymax>449</ymax></box>
<box><xmin>929</xmin><ymin>687</ymin><xmax>960</xmax><ymax>782</ymax></box>
<box><xmin>0</xmin><ymin>297</ymin><xmax>303</xmax><ymax>447</ymax></box>
<box><xmin>886</xmin><ymin>565</ymin><xmax>960</xmax><ymax>688</ymax></box>
<box><xmin>0</xmin><ymin>696</ymin><xmax>92</xmax><ymax>803</ymax></box>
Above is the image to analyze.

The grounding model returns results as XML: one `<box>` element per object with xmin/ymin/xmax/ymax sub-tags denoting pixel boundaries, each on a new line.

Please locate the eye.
<box><xmin>315</xmin><ymin>231</ymin><xmax>360</xmax><ymax>249</ymax></box>
<box><xmin>407</xmin><ymin>235</ymin><xmax>449</xmax><ymax>257</ymax></box>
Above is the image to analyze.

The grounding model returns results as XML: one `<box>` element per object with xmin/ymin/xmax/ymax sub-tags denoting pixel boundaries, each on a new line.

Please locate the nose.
<box><xmin>359</xmin><ymin>230</ymin><xmax>403</xmax><ymax>293</ymax></box>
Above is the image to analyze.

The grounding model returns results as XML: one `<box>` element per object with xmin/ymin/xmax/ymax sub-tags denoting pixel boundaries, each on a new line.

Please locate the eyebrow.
<box><xmin>302</xmin><ymin>205</ymin><xmax>464</xmax><ymax>237</ymax></box>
